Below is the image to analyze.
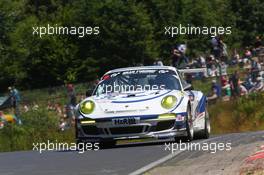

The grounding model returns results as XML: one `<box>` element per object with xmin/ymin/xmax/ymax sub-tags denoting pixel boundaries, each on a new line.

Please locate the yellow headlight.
<box><xmin>158</xmin><ymin>113</ymin><xmax>176</xmax><ymax>120</ymax></box>
<box><xmin>161</xmin><ymin>95</ymin><xmax>177</xmax><ymax>109</ymax></box>
<box><xmin>80</xmin><ymin>119</ymin><xmax>96</xmax><ymax>124</ymax></box>
<box><xmin>79</xmin><ymin>100</ymin><xmax>95</xmax><ymax>114</ymax></box>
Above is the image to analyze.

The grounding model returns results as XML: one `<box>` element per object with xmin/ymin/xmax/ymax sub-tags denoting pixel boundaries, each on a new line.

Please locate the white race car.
<box><xmin>75</xmin><ymin>66</ymin><xmax>210</xmax><ymax>147</ymax></box>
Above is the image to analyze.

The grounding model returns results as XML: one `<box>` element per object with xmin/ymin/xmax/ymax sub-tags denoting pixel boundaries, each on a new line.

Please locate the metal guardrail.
<box><xmin>179</xmin><ymin>68</ymin><xmax>207</xmax><ymax>74</ymax></box>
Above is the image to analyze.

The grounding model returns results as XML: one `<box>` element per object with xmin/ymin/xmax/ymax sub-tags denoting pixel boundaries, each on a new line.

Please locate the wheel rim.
<box><xmin>188</xmin><ymin>110</ymin><xmax>194</xmax><ymax>139</ymax></box>
<box><xmin>206</xmin><ymin>118</ymin><xmax>211</xmax><ymax>134</ymax></box>
<box><xmin>206</xmin><ymin>110</ymin><xmax>211</xmax><ymax>134</ymax></box>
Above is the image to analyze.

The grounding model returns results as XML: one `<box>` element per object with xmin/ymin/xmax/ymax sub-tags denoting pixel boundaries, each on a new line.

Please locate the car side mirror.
<box><xmin>183</xmin><ymin>83</ymin><xmax>193</xmax><ymax>91</ymax></box>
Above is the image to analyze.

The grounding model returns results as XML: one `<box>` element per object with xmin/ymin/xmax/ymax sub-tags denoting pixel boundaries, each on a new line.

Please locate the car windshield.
<box><xmin>94</xmin><ymin>69</ymin><xmax>181</xmax><ymax>95</ymax></box>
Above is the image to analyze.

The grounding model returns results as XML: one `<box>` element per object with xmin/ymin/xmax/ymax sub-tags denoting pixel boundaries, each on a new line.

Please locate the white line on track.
<box><xmin>129</xmin><ymin>136</ymin><xmax>222</xmax><ymax>175</ymax></box>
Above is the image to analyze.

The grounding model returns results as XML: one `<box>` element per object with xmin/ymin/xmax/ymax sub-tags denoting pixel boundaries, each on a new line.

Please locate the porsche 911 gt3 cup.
<box><xmin>75</xmin><ymin>66</ymin><xmax>210</xmax><ymax>146</ymax></box>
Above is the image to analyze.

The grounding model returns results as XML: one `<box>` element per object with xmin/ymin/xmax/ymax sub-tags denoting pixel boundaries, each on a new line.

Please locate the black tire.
<box><xmin>201</xmin><ymin>109</ymin><xmax>210</xmax><ymax>139</ymax></box>
<box><xmin>76</xmin><ymin>139</ymin><xmax>106</xmax><ymax>151</ymax></box>
<box><xmin>99</xmin><ymin>140</ymin><xmax>116</xmax><ymax>149</ymax></box>
<box><xmin>76</xmin><ymin>139</ymin><xmax>84</xmax><ymax>151</ymax></box>
<box><xmin>194</xmin><ymin>109</ymin><xmax>210</xmax><ymax>139</ymax></box>
<box><xmin>175</xmin><ymin>105</ymin><xmax>194</xmax><ymax>142</ymax></box>
<box><xmin>74</xmin><ymin>119</ymin><xmax>78</xmax><ymax>140</ymax></box>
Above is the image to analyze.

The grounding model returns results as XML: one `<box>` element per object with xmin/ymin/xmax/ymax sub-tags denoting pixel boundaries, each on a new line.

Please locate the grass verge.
<box><xmin>209</xmin><ymin>93</ymin><xmax>264</xmax><ymax>134</ymax></box>
<box><xmin>0</xmin><ymin>108</ymin><xmax>74</xmax><ymax>152</ymax></box>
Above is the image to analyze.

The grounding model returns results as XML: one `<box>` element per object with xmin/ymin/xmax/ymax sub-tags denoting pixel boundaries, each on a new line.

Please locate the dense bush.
<box><xmin>0</xmin><ymin>0</ymin><xmax>264</xmax><ymax>90</ymax></box>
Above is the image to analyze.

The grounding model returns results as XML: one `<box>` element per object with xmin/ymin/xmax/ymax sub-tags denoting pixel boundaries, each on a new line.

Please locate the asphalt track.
<box><xmin>0</xmin><ymin>131</ymin><xmax>263</xmax><ymax>175</ymax></box>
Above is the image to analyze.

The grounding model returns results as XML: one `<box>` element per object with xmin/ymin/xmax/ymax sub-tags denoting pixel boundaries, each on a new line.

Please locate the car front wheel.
<box><xmin>201</xmin><ymin>109</ymin><xmax>210</xmax><ymax>139</ymax></box>
<box><xmin>175</xmin><ymin>105</ymin><xmax>194</xmax><ymax>142</ymax></box>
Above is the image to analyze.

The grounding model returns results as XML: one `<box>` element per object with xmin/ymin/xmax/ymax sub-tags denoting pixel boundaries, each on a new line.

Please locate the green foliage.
<box><xmin>0</xmin><ymin>0</ymin><xmax>264</xmax><ymax>90</ymax></box>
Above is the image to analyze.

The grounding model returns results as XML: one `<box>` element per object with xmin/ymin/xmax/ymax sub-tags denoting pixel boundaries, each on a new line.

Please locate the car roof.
<box><xmin>104</xmin><ymin>66</ymin><xmax>177</xmax><ymax>75</ymax></box>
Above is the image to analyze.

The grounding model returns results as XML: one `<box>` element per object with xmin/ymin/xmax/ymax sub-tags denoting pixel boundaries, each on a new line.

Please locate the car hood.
<box><xmin>78</xmin><ymin>90</ymin><xmax>186</xmax><ymax>119</ymax></box>
<box><xmin>95</xmin><ymin>90</ymin><xmax>172</xmax><ymax>112</ymax></box>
